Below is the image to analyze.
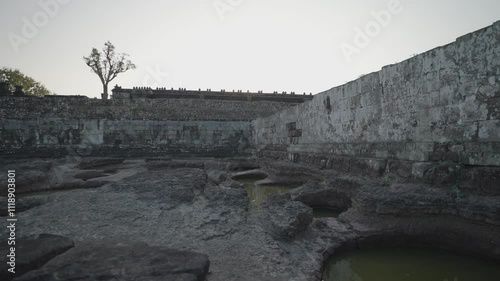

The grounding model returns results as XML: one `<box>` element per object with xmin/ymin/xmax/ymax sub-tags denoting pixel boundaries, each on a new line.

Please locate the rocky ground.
<box><xmin>1</xmin><ymin>157</ymin><xmax>499</xmax><ymax>280</ymax></box>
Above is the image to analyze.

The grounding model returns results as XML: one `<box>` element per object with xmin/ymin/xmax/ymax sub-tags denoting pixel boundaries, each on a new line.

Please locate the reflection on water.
<box><xmin>313</xmin><ymin>207</ymin><xmax>342</xmax><ymax>218</ymax></box>
<box><xmin>323</xmin><ymin>248</ymin><xmax>500</xmax><ymax>281</ymax></box>
<box><xmin>237</xmin><ymin>179</ymin><xmax>295</xmax><ymax>207</ymax></box>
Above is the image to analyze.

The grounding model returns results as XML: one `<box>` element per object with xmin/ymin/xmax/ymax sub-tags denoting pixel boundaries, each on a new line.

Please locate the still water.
<box><xmin>322</xmin><ymin>248</ymin><xmax>500</xmax><ymax>281</ymax></box>
<box><xmin>313</xmin><ymin>207</ymin><xmax>342</xmax><ymax>218</ymax></box>
<box><xmin>237</xmin><ymin>179</ymin><xmax>295</xmax><ymax>207</ymax></box>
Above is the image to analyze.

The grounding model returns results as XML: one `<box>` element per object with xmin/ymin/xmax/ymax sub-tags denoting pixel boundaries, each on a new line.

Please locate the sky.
<box><xmin>1</xmin><ymin>0</ymin><xmax>500</xmax><ymax>98</ymax></box>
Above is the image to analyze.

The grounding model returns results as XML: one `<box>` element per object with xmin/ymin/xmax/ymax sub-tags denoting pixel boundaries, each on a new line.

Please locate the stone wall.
<box><xmin>0</xmin><ymin>94</ymin><xmax>295</xmax><ymax>157</ymax></box>
<box><xmin>1</xmin><ymin>21</ymin><xmax>499</xmax><ymax>179</ymax></box>
<box><xmin>0</xmin><ymin>119</ymin><xmax>250</xmax><ymax>158</ymax></box>
<box><xmin>111</xmin><ymin>87</ymin><xmax>313</xmax><ymax>104</ymax></box>
<box><xmin>252</xmin><ymin>21</ymin><xmax>500</xmax><ymax>193</ymax></box>
<box><xmin>0</xmin><ymin>95</ymin><xmax>297</xmax><ymax>121</ymax></box>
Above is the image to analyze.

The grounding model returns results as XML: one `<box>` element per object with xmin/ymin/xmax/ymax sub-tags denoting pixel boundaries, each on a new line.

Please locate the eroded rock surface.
<box><xmin>73</xmin><ymin>170</ymin><xmax>109</xmax><ymax>180</ymax></box>
<box><xmin>76</xmin><ymin>158</ymin><xmax>125</xmax><ymax>169</ymax></box>
<box><xmin>0</xmin><ymin>196</ymin><xmax>45</xmax><ymax>217</ymax></box>
<box><xmin>257</xmin><ymin>160</ymin><xmax>323</xmax><ymax>185</ymax></box>
<box><xmin>353</xmin><ymin>183</ymin><xmax>500</xmax><ymax>225</ymax></box>
<box><xmin>14</xmin><ymin>241</ymin><xmax>210</xmax><ymax>281</ymax></box>
<box><xmin>0</xmin><ymin>158</ymin><xmax>142</xmax><ymax>195</ymax></box>
<box><xmin>1</xmin><ymin>234</ymin><xmax>74</xmax><ymax>281</ymax></box>
<box><xmin>4</xmin><ymin>158</ymin><xmax>500</xmax><ymax>281</ymax></box>
<box><xmin>259</xmin><ymin>194</ymin><xmax>313</xmax><ymax>241</ymax></box>
<box><xmin>5</xmin><ymin>160</ymin><xmax>323</xmax><ymax>280</ymax></box>
<box><xmin>110</xmin><ymin>168</ymin><xmax>207</xmax><ymax>210</ymax></box>
<box><xmin>205</xmin><ymin>184</ymin><xmax>249</xmax><ymax>209</ymax></box>
<box><xmin>290</xmin><ymin>179</ymin><xmax>357</xmax><ymax>211</ymax></box>
<box><xmin>0</xmin><ymin>159</ymin><xmax>53</xmax><ymax>194</ymax></box>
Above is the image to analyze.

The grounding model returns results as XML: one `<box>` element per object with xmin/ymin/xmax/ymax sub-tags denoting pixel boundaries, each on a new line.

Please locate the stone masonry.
<box><xmin>0</xmin><ymin>21</ymin><xmax>499</xmax><ymax>193</ymax></box>
<box><xmin>0</xmin><ymin>92</ymin><xmax>307</xmax><ymax>158</ymax></box>
<box><xmin>252</xmin><ymin>21</ymin><xmax>500</xmax><ymax>193</ymax></box>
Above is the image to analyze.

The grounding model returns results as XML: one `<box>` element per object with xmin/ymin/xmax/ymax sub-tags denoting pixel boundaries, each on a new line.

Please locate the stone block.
<box><xmin>423</xmin><ymin>162</ymin><xmax>462</xmax><ymax>185</ymax></box>
<box><xmin>350</xmin><ymin>157</ymin><xmax>387</xmax><ymax>177</ymax></box>
<box><xmin>461</xmin><ymin>166</ymin><xmax>500</xmax><ymax>196</ymax></box>
<box><xmin>387</xmin><ymin>159</ymin><xmax>413</xmax><ymax>178</ymax></box>
<box><xmin>411</xmin><ymin>162</ymin><xmax>433</xmax><ymax>179</ymax></box>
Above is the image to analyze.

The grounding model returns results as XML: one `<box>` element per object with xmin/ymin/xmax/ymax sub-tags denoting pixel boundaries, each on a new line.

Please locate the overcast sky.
<box><xmin>1</xmin><ymin>0</ymin><xmax>499</xmax><ymax>98</ymax></box>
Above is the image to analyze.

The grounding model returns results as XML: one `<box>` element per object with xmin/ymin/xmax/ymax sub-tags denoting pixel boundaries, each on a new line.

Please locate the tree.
<box><xmin>0</xmin><ymin>67</ymin><xmax>51</xmax><ymax>96</ymax></box>
<box><xmin>83</xmin><ymin>41</ymin><xmax>136</xmax><ymax>99</ymax></box>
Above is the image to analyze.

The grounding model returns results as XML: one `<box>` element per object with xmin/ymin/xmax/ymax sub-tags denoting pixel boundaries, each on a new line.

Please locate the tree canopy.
<box><xmin>0</xmin><ymin>67</ymin><xmax>51</xmax><ymax>96</ymax></box>
<box><xmin>83</xmin><ymin>41</ymin><xmax>136</xmax><ymax>98</ymax></box>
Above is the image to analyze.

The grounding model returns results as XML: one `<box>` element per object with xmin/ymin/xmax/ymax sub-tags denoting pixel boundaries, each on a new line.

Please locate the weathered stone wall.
<box><xmin>0</xmin><ymin>119</ymin><xmax>250</xmax><ymax>158</ymax></box>
<box><xmin>111</xmin><ymin>87</ymin><xmax>313</xmax><ymax>104</ymax></box>
<box><xmin>2</xmin><ymin>21</ymin><xmax>499</xmax><ymax>173</ymax></box>
<box><xmin>0</xmin><ymin>95</ymin><xmax>296</xmax><ymax>121</ymax></box>
<box><xmin>0</xmin><ymin>95</ymin><xmax>293</xmax><ymax>157</ymax></box>
<box><xmin>252</xmin><ymin>21</ymin><xmax>500</xmax><ymax>192</ymax></box>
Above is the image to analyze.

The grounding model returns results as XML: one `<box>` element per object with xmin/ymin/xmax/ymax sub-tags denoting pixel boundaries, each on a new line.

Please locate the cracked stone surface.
<box><xmin>2</xmin><ymin>158</ymin><xmax>500</xmax><ymax>281</ymax></box>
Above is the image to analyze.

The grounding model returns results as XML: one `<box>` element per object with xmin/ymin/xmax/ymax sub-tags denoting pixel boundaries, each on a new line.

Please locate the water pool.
<box><xmin>322</xmin><ymin>247</ymin><xmax>500</xmax><ymax>281</ymax></box>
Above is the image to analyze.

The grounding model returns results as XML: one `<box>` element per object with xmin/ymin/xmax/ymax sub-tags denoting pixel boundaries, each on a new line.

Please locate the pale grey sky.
<box><xmin>1</xmin><ymin>0</ymin><xmax>499</xmax><ymax>98</ymax></box>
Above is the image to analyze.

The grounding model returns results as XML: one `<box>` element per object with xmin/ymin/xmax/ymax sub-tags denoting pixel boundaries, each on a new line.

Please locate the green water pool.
<box><xmin>322</xmin><ymin>247</ymin><xmax>500</xmax><ymax>281</ymax></box>
<box><xmin>237</xmin><ymin>179</ymin><xmax>295</xmax><ymax>207</ymax></box>
<box><xmin>313</xmin><ymin>207</ymin><xmax>342</xmax><ymax>218</ymax></box>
